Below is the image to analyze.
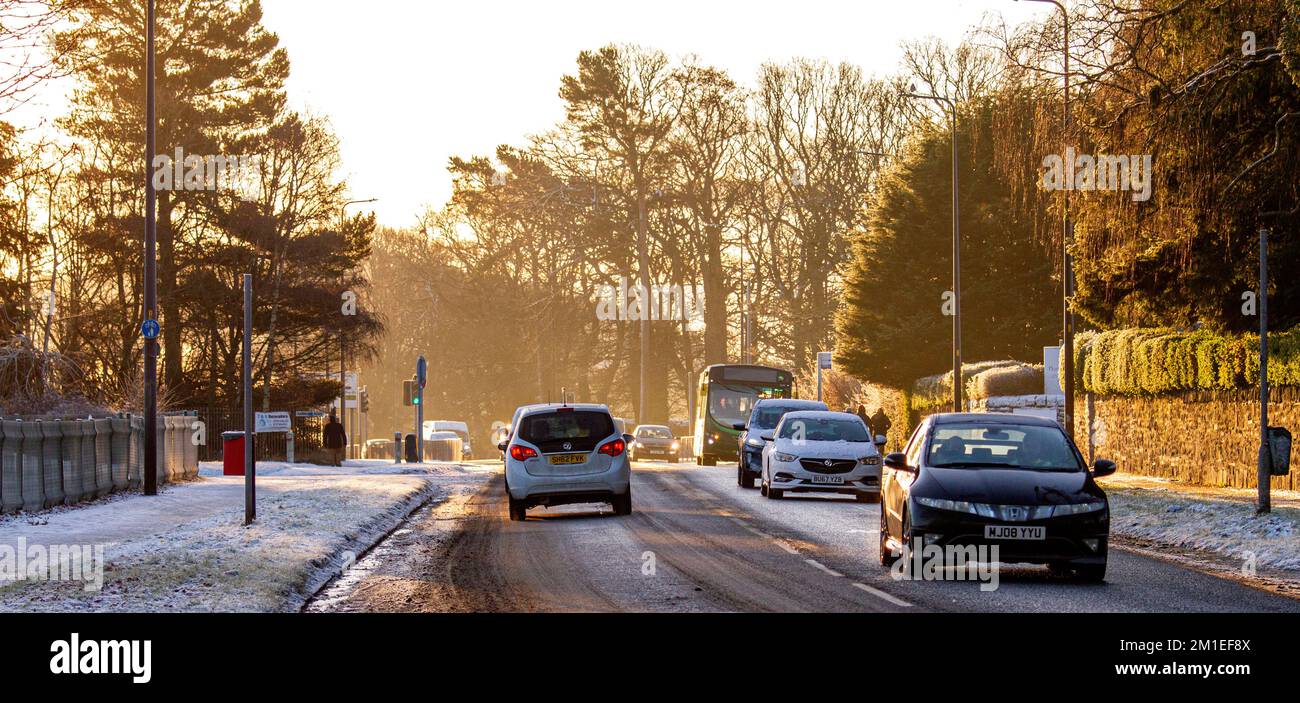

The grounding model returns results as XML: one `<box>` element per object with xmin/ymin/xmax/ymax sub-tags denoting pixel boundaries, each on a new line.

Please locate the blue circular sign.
<box><xmin>141</xmin><ymin>319</ymin><xmax>161</xmax><ymax>340</ymax></box>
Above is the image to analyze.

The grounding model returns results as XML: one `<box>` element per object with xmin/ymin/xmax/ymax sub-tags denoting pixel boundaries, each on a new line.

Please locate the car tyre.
<box><xmin>879</xmin><ymin>507</ymin><xmax>898</xmax><ymax>567</ymax></box>
<box><xmin>767</xmin><ymin>487</ymin><xmax>783</xmax><ymax>499</ymax></box>
<box><xmin>737</xmin><ymin>465</ymin><xmax>756</xmax><ymax>489</ymax></box>
<box><xmin>507</xmin><ymin>496</ymin><xmax>527</xmax><ymax>522</ymax></box>
<box><xmin>612</xmin><ymin>489</ymin><xmax>633</xmax><ymax>516</ymax></box>
<box><xmin>700</xmin><ymin>454</ymin><xmax>717</xmax><ymax>467</ymax></box>
<box><xmin>1072</xmin><ymin>561</ymin><xmax>1106</xmax><ymax>583</ymax></box>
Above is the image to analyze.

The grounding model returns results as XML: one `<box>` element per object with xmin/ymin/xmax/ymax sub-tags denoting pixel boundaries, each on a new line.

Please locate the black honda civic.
<box><xmin>878</xmin><ymin>413</ymin><xmax>1115</xmax><ymax>582</ymax></box>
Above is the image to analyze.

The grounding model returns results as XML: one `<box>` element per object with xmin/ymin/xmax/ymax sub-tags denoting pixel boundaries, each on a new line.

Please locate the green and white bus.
<box><xmin>693</xmin><ymin>364</ymin><xmax>793</xmax><ymax>465</ymax></box>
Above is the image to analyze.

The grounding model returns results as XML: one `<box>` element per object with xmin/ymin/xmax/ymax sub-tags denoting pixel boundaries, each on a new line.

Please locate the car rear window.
<box><xmin>520</xmin><ymin>411</ymin><xmax>615</xmax><ymax>453</ymax></box>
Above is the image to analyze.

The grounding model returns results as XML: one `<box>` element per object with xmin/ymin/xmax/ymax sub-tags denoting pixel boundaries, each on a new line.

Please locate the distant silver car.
<box><xmin>760</xmin><ymin>411</ymin><xmax>884</xmax><ymax>502</ymax></box>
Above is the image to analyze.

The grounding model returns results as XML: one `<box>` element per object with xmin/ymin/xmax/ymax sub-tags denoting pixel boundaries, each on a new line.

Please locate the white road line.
<box><xmin>774</xmin><ymin>540</ymin><xmax>799</xmax><ymax>555</ymax></box>
<box><xmin>852</xmin><ymin>581</ymin><xmax>913</xmax><ymax>608</ymax></box>
<box><xmin>804</xmin><ymin>558</ymin><xmax>844</xmax><ymax>578</ymax></box>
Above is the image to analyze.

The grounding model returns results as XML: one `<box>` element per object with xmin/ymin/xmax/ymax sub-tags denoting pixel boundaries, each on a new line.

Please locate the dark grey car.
<box><xmin>630</xmin><ymin>425</ymin><xmax>680</xmax><ymax>462</ymax></box>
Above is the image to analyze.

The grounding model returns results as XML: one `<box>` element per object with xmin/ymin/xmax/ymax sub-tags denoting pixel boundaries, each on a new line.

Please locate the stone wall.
<box><xmin>1074</xmin><ymin>387</ymin><xmax>1298</xmax><ymax>491</ymax></box>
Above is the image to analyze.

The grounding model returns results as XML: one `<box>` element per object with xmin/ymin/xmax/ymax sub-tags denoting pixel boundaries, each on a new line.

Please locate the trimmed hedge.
<box><xmin>1066</xmin><ymin>326</ymin><xmax>1300</xmax><ymax>397</ymax></box>
<box><xmin>912</xmin><ymin>360</ymin><xmax>1045</xmax><ymax>411</ymax></box>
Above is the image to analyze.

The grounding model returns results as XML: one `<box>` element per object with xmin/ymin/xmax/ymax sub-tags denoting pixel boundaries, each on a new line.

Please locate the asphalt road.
<box><xmin>307</xmin><ymin>459</ymin><xmax>1300</xmax><ymax>613</ymax></box>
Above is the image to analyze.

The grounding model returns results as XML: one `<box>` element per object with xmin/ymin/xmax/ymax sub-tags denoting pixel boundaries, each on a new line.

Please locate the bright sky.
<box><xmin>258</xmin><ymin>0</ymin><xmax>1048</xmax><ymax>226</ymax></box>
<box><xmin>12</xmin><ymin>1</ymin><xmax>1046</xmax><ymax>228</ymax></box>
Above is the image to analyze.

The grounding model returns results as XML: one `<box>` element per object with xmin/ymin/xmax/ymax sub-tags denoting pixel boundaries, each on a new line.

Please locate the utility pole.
<box><xmin>243</xmin><ymin>274</ymin><xmax>255</xmax><ymax>524</ymax></box>
<box><xmin>1258</xmin><ymin>228</ymin><xmax>1270</xmax><ymax>514</ymax></box>
<box><xmin>142</xmin><ymin>0</ymin><xmax>158</xmax><ymax>496</ymax></box>
<box><xmin>1016</xmin><ymin>0</ymin><xmax>1074</xmax><ymax>436</ymax></box>
<box><xmin>902</xmin><ymin>87</ymin><xmax>962</xmax><ymax>413</ymax></box>
<box><xmin>338</xmin><ymin>335</ymin><xmax>345</xmax><ymax>457</ymax></box>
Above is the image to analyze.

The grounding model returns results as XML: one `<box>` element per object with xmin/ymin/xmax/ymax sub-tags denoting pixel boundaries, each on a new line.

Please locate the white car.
<box><xmin>760</xmin><ymin>411</ymin><xmax>884</xmax><ymax>502</ymax></box>
<box><xmin>500</xmin><ymin>403</ymin><xmax>633</xmax><ymax>521</ymax></box>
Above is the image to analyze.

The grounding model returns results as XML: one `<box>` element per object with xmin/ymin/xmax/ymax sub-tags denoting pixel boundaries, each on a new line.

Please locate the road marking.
<box><xmin>852</xmin><ymin>581</ymin><xmax>913</xmax><ymax>608</ymax></box>
<box><xmin>804</xmin><ymin>558</ymin><xmax>843</xmax><ymax>577</ymax></box>
<box><xmin>774</xmin><ymin>540</ymin><xmax>799</xmax><ymax>555</ymax></box>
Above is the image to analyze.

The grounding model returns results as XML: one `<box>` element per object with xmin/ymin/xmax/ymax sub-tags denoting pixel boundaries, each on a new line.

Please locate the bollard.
<box><xmin>78</xmin><ymin>420</ymin><xmax>96</xmax><ymax>501</ymax></box>
<box><xmin>60</xmin><ymin>419</ymin><xmax>82</xmax><ymax>504</ymax></box>
<box><xmin>93</xmin><ymin>418</ymin><xmax>112</xmax><ymax>498</ymax></box>
<box><xmin>394</xmin><ymin>432</ymin><xmax>402</xmax><ymax>464</ymax></box>
<box><xmin>21</xmin><ymin>421</ymin><xmax>45</xmax><ymax>512</ymax></box>
<box><xmin>41</xmin><ymin>420</ymin><xmax>64</xmax><ymax>508</ymax></box>
<box><xmin>110</xmin><ymin>416</ymin><xmax>130</xmax><ymax>492</ymax></box>
<box><xmin>285</xmin><ymin>430</ymin><xmax>295</xmax><ymax>464</ymax></box>
<box><xmin>128</xmin><ymin>414</ymin><xmax>143</xmax><ymax>490</ymax></box>
<box><xmin>1</xmin><ymin>419</ymin><xmax>23</xmax><ymax>513</ymax></box>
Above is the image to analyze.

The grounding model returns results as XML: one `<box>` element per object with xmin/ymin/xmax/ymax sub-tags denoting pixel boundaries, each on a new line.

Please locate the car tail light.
<box><xmin>509</xmin><ymin>445</ymin><xmax>538</xmax><ymax>461</ymax></box>
<box><xmin>598</xmin><ymin>438</ymin><xmax>626</xmax><ymax>457</ymax></box>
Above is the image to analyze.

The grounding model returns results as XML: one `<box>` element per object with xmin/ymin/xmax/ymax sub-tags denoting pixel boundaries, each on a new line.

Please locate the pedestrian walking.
<box><xmin>870</xmin><ymin>407</ymin><xmax>892</xmax><ymax>442</ymax></box>
<box><xmin>856</xmin><ymin>404</ymin><xmax>872</xmax><ymax>433</ymax></box>
<box><xmin>323</xmin><ymin>412</ymin><xmax>347</xmax><ymax>466</ymax></box>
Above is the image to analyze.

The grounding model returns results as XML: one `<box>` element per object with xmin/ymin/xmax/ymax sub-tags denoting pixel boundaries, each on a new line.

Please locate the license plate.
<box><xmin>548</xmin><ymin>453</ymin><xmax>587</xmax><ymax>465</ymax></box>
<box><xmin>811</xmin><ymin>475</ymin><xmax>844</xmax><ymax>485</ymax></box>
<box><xmin>984</xmin><ymin>525</ymin><xmax>1045</xmax><ymax>540</ymax></box>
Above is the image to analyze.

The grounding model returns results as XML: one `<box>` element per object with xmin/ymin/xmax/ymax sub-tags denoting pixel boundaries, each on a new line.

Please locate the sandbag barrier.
<box><xmin>0</xmin><ymin>414</ymin><xmax>198</xmax><ymax>514</ymax></box>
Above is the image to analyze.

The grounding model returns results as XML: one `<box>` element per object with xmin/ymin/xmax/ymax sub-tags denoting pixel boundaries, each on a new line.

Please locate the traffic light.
<box><xmin>403</xmin><ymin>380</ymin><xmax>415</xmax><ymax>406</ymax></box>
<box><xmin>360</xmin><ymin>387</ymin><xmax>370</xmax><ymax>413</ymax></box>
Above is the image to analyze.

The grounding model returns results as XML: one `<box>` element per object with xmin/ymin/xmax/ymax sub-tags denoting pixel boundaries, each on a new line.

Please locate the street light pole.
<box><xmin>337</xmin><ymin>198</ymin><xmax>376</xmax><ymax>460</ymax></box>
<box><xmin>143</xmin><ymin>0</ymin><xmax>158</xmax><ymax>496</ymax></box>
<box><xmin>1018</xmin><ymin>0</ymin><xmax>1075</xmax><ymax>436</ymax></box>
<box><xmin>902</xmin><ymin>89</ymin><xmax>962</xmax><ymax>413</ymax></box>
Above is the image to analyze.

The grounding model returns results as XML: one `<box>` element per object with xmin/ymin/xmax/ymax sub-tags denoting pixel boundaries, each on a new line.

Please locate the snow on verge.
<box><xmin>0</xmin><ymin>474</ymin><xmax>435</xmax><ymax>612</ymax></box>
<box><xmin>1109</xmin><ymin>488</ymin><xmax>1300</xmax><ymax>572</ymax></box>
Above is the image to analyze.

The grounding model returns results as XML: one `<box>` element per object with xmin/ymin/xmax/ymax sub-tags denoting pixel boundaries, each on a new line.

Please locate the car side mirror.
<box><xmin>883</xmin><ymin>452</ymin><xmax>914</xmax><ymax>472</ymax></box>
<box><xmin>760</xmin><ymin>434</ymin><xmax>774</xmax><ymax>442</ymax></box>
<box><xmin>874</xmin><ymin>434</ymin><xmax>887</xmax><ymax>446</ymax></box>
<box><xmin>733</xmin><ymin>423</ymin><xmax>747</xmax><ymax>431</ymax></box>
<box><xmin>622</xmin><ymin>434</ymin><xmax>635</xmax><ymax>444</ymax></box>
<box><xmin>1091</xmin><ymin>459</ymin><xmax>1117</xmax><ymax>478</ymax></box>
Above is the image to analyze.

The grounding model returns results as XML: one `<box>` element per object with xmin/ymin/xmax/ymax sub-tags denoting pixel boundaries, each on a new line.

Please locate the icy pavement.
<box><xmin>1105</xmin><ymin>474</ymin><xmax>1300</xmax><ymax>573</ymax></box>
<box><xmin>0</xmin><ymin>459</ymin><xmax>496</xmax><ymax>612</ymax></box>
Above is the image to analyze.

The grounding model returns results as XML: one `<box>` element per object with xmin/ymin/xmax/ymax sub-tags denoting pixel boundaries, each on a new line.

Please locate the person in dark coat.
<box><xmin>870</xmin><ymin>407</ymin><xmax>892</xmax><ymax>443</ymax></box>
<box><xmin>855</xmin><ymin>404</ymin><xmax>872</xmax><ymax>433</ymax></box>
<box><xmin>323</xmin><ymin>412</ymin><xmax>346</xmax><ymax>466</ymax></box>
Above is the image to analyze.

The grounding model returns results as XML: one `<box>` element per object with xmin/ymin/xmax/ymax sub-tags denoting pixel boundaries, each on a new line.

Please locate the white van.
<box><xmin>422</xmin><ymin>420</ymin><xmax>474</xmax><ymax>459</ymax></box>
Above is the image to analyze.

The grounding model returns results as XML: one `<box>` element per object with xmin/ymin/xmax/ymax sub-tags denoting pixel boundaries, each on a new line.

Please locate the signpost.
<box><xmin>816</xmin><ymin>352</ymin><xmax>832</xmax><ymax>403</ymax></box>
<box><xmin>142</xmin><ymin>0</ymin><xmax>158</xmax><ymax>498</ymax></box>
<box><xmin>415</xmin><ymin>356</ymin><xmax>427</xmax><ymax>462</ymax></box>
<box><xmin>254</xmin><ymin>411</ymin><xmax>291</xmax><ymax>434</ymax></box>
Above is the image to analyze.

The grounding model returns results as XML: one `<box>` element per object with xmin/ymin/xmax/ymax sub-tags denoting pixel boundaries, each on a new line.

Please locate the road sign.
<box><xmin>817</xmin><ymin>352</ymin><xmax>832</xmax><ymax>370</ymax></box>
<box><xmin>416</xmin><ymin>355</ymin><xmax>427</xmax><ymax>389</ymax></box>
<box><xmin>255</xmin><ymin>411</ymin><xmax>291</xmax><ymax>434</ymax></box>
<box><xmin>141</xmin><ymin>318</ymin><xmax>160</xmax><ymax>340</ymax></box>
